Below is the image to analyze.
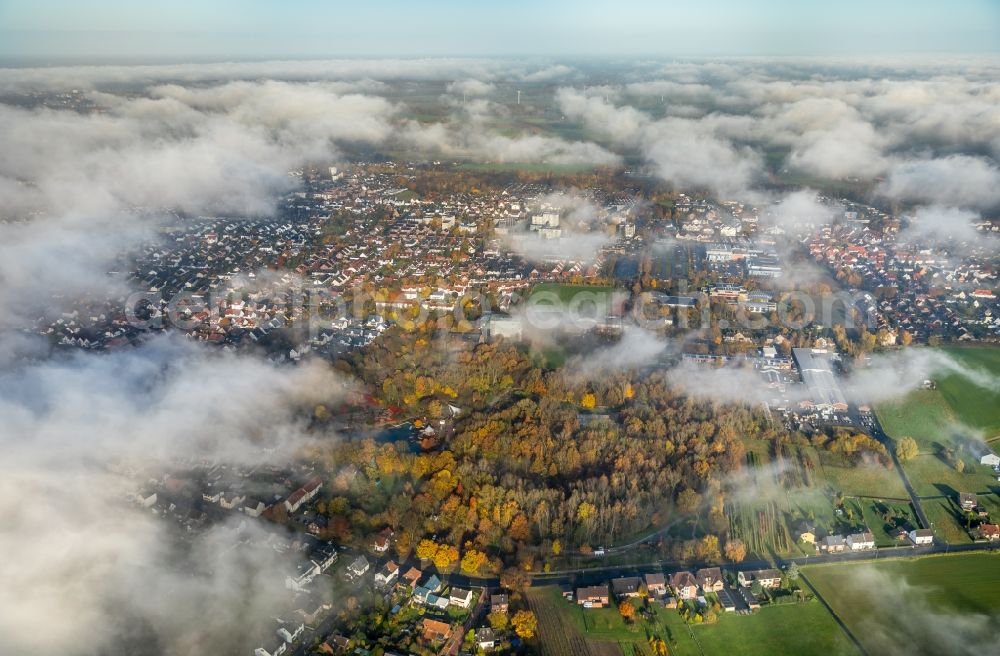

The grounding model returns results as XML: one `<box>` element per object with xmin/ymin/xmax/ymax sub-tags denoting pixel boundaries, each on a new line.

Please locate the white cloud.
<box><xmin>0</xmin><ymin>335</ymin><xmax>351</xmax><ymax>654</ymax></box>
<box><xmin>879</xmin><ymin>156</ymin><xmax>1000</xmax><ymax>209</ymax></box>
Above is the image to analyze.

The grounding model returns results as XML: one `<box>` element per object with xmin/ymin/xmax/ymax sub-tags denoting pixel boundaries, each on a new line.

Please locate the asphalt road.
<box><xmin>440</xmin><ymin>539</ymin><xmax>1000</xmax><ymax>591</ymax></box>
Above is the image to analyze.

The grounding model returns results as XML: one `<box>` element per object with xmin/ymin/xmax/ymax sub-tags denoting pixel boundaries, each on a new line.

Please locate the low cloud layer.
<box><xmin>831</xmin><ymin>566</ymin><xmax>999</xmax><ymax>656</ymax></box>
<box><xmin>0</xmin><ymin>336</ymin><xmax>349</xmax><ymax>655</ymax></box>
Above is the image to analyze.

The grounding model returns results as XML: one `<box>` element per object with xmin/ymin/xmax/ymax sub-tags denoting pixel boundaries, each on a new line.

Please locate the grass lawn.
<box><xmin>803</xmin><ymin>553</ymin><xmax>1000</xmax><ymax>655</ymax></box>
<box><xmin>876</xmin><ymin>350</ymin><xmax>1000</xmax><ymax>497</ymax></box>
<box><xmin>529</xmin><ymin>282</ymin><xmax>617</xmax><ymax>304</ymax></box>
<box><xmin>901</xmin><ymin>453</ymin><xmax>999</xmax><ymax>497</ymax></box>
<box><xmin>876</xmin><ymin>389</ymin><xmax>957</xmax><ymax>448</ymax></box>
<box><xmin>689</xmin><ymin>602</ymin><xmax>860</xmax><ymax>656</ymax></box>
<box><xmin>859</xmin><ymin>499</ymin><xmax>919</xmax><ymax>546</ymax></box>
<box><xmin>876</xmin><ymin>347</ymin><xmax>1000</xmax><ymax>445</ymax></box>
<box><xmin>527</xmin><ymin>586</ymin><xmax>859</xmax><ymax>656</ymax></box>
<box><xmin>937</xmin><ymin>347</ymin><xmax>1000</xmax><ymax>435</ymax></box>
<box><xmin>921</xmin><ymin>497</ymin><xmax>973</xmax><ymax>544</ymax></box>
<box><xmin>814</xmin><ymin>455</ymin><xmax>908</xmax><ymax>498</ymax></box>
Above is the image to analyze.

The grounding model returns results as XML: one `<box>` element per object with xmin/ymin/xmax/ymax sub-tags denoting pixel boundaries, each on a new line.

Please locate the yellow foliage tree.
<box><xmin>460</xmin><ymin>548</ymin><xmax>487</xmax><ymax>575</ymax></box>
<box><xmin>416</xmin><ymin>539</ymin><xmax>438</xmax><ymax>561</ymax></box>
<box><xmin>433</xmin><ymin>544</ymin><xmax>459</xmax><ymax>570</ymax></box>
<box><xmin>511</xmin><ymin>610</ymin><xmax>538</xmax><ymax>639</ymax></box>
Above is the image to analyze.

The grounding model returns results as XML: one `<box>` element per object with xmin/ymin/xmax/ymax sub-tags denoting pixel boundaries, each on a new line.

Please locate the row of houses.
<box><xmin>576</xmin><ymin>566</ymin><xmax>783</xmax><ymax>609</ymax></box>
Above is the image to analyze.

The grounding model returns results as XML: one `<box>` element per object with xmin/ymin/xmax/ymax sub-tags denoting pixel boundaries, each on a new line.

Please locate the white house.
<box><xmin>846</xmin><ymin>531</ymin><xmax>875</xmax><ymax>551</ymax></box>
<box><xmin>346</xmin><ymin>555</ymin><xmax>370</xmax><ymax>579</ymax></box>
<box><xmin>276</xmin><ymin>620</ymin><xmax>305</xmax><ymax>645</ymax></box>
<box><xmin>449</xmin><ymin>587</ymin><xmax>474</xmax><ymax>609</ymax></box>
<box><xmin>909</xmin><ymin>529</ymin><xmax>934</xmax><ymax>545</ymax></box>
<box><xmin>980</xmin><ymin>453</ymin><xmax>1000</xmax><ymax>467</ymax></box>
<box><xmin>475</xmin><ymin>627</ymin><xmax>496</xmax><ymax>651</ymax></box>
<box><xmin>375</xmin><ymin>560</ymin><xmax>399</xmax><ymax>587</ymax></box>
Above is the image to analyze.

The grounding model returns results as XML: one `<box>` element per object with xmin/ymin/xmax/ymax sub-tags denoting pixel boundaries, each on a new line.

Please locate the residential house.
<box><xmin>796</xmin><ymin>523</ymin><xmax>817</xmax><ymax>544</ymax></box>
<box><xmin>960</xmin><ymin>492</ymin><xmax>978</xmax><ymax>512</ymax></box>
<box><xmin>243</xmin><ymin>498</ymin><xmax>267</xmax><ymax>517</ymax></box>
<box><xmin>346</xmin><ymin>555</ymin><xmax>369</xmax><ymax>579</ymax></box>
<box><xmin>276</xmin><ymin>620</ymin><xmax>305</xmax><ymax>646</ymax></box>
<box><xmin>400</xmin><ymin>566</ymin><xmax>422</xmax><ymax>589</ymax></box>
<box><xmin>422</xmin><ymin>574</ymin><xmax>443</xmax><ymax>593</ymax></box>
<box><xmin>909</xmin><ymin>528</ymin><xmax>934</xmax><ymax>545</ymax></box>
<box><xmin>576</xmin><ymin>585</ymin><xmax>610</xmax><ymax>608</ymax></box>
<box><xmin>696</xmin><ymin>567</ymin><xmax>725</xmax><ymax>593</ymax></box>
<box><xmin>644</xmin><ymin>573</ymin><xmax>667</xmax><ymax>597</ymax></box>
<box><xmin>847</xmin><ymin>531</ymin><xmax>876</xmax><ymax>551</ymax></box>
<box><xmin>420</xmin><ymin>618</ymin><xmax>452</xmax><ymax>642</ymax></box>
<box><xmin>490</xmin><ymin>593</ymin><xmax>509</xmax><ymax>613</ymax></box>
<box><xmin>375</xmin><ymin>560</ymin><xmax>399</xmax><ymax>587</ymax></box>
<box><xmin>716</xmin><ymin>588</ymin><xmax>737</xmax><ymax>612</ymax></box>
<box><xmin>284</xmin><ymin>475</ymin><xmax>322</xmax><ymax>513</ymax></box>
<box><xmin>449</xmin><ymin>587</ymin><xmax>474</xmax><ymax>609</ymax></box>
<box><xmin>611</xmin><ymin>576</ymin><xmax>643</xmax><ymax>598</ymax></box>
<box><xmin>981</xmin><ymin>453</ymin><xmax>1000</xmax><ymax>468</ymax></box>
<box><xmin>738</xmin><ymin>569</ymin><xmax>782</xmax><ymax>589</ymax></box>
<box><xmin>738</xmin><ymin>586</ymin><xmax>761</xmax><ymax>610</ymax></box>
<box><xmin>317</xmin><ymin>634</ymin><xmax>350</xmax><ymax>654</ymax></box>
<box><xmin>475</xmin><ymin>627</ymin><xmax>496</xmax><ymax>651</ymax></box>
<box><xmin>820</xmin><ymin>535</ymin><xmax>847</xmax><ymax>553</ymax></box>
<box><xmin>670</xmin><ymin>571</ymin><xmax>699</xmax><ymax>600</ymax></box>
<box><xmin>372</xmin><ymin>527</ymin><xmax>394</xmax><ymax>553</ymax></box>
<box><xmin>254</xmin><ymin>642</ymin><xmax>287</xmax><ymax>656</ymax></box>
<box><xmin>977</xmin><ymin>524</ymin><xmax>1000</xmax><ymax>541</ymax></box>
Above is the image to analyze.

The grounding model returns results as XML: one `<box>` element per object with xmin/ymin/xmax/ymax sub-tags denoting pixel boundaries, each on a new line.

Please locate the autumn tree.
<box><xmin>460</xmin><ymin>548</ymin><xmax>488</xmax><ymax>575</ymax></box>
<box><xmin>511</xmin><ymin>610</ymin><xmax>538</xmax><ymax>639</ymax></box>
<box><xmin>676</xmin><ymin>488</ymin><xmax>701</xmax><ymax>514</ymax></box>
<box><xmin>487</xmin><ymin>611</ymin><xmax>509</xmax><ymax>631</ymax></box>
<box><xmin>434</xmin><ymin>544</ymin><xmax>459</xmax><ymax>570</ymax></box>
<box><xmin>500</xmin><ymin>567</ymin><xmax>532</xmax><ymax>593</ymax></box>
<box><xmin>416</xmin><ymin>538</ymin><xmax>438</xmax><ymax>561</ymax></box>
<box><xmin>696</xmin><ymin>534</ymin><xmax>721</xmax><ymax>562</ymax></box>
<box><xmin>618</xmin><ymin>600</ymin><xmax>636</xmax><ymax>622</ymax></box>
<box><xmin>895</xmin><ymin>437</ymin><xmax>918</xmax><ymax>462</ymax></box>
<box><xmin>724</xmin><ymin>538</ymin><xmax>747</xmax><ymax>563</ymax></box>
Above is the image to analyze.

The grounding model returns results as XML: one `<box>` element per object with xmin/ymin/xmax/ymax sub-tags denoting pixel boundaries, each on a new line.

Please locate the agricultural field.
<box><xmin>875</xmin><ymin>347</ymin><xmax>1000</xmax><ymax>500</ymax></box>
<box><xmin>689</xmin><ymin>603</ymin><xmax>860</xmax><ymax>656</ymax></box>
<box><xmin>527</xmin><ymin>585</ymin><xmax>859</xmax><ymax>656</ymax></box>
<box><xmin>803</xmin><ymin>553</ymin><xmax>1000</xmax><ymax>655</ymax></box>
<box><xmin>876</xmin><ymin>346</ymin><xmax>1000</xmax><ymax>446</ymax></box>
<box><xmin>732</xmin><ymin>440</ymin><xmax>910</xmax><ymax>557</ymax></box>
<box><xmin>937</xmin><ymin>347</ymin><xmax>1000</xmax><ymax>435</ymax></box>
<box><xmin>875</xmin><ymin>389</ymin><xmax>956</xmax><ymax>447</ymax></box>
<box><xmin>808</xmin><ymin>448</ymin><xmax>908</xmax><ymax>498</ymax></box>
<box><xmin>899</xmin><ymin>453</ymin><xmax>998</xmax><ymax>497</ymax></box>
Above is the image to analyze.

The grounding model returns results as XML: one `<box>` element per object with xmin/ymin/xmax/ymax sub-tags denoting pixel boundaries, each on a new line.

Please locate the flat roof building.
<box><xmin>792</xmin><ymin>348</ymin><xmax>848</xmax><ymax>411</ymax></box>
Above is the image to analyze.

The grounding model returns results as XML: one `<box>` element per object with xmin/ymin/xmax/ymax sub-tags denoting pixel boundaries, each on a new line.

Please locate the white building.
<box><xmin>846</xmin><ymin>531</ymin><xmax>875</xmax><ymax>550</ymax></box>
<box><xmin>449</xmin><ymin>587</ymin><xmax>474</xmax><ymax>609</ymax></box>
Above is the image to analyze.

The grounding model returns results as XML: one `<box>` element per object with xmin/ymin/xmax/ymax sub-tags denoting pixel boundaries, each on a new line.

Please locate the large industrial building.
<box><xmin>792</xmin><ymin>348</ymin><xmax>848</xmax><ymax>412</ymax></box>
